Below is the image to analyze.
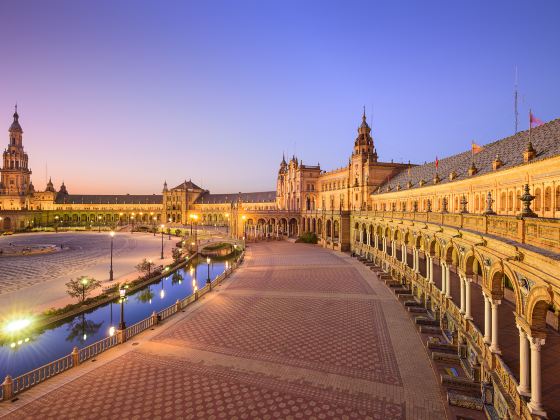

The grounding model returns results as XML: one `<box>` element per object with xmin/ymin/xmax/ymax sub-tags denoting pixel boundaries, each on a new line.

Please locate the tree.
<box><xmin>175</xmin><ymin>228</ymin><xmax>182</xmax><ymax>237</ymax></box>
<box><xmin>65</xmin><ymin>276</ymin><xmax>101</xmax><ymax>304</ymax></box>
<box><xmin>135</xmin><ymin>258</ymin><xmax>155</xmax><ymax>277</ymax></box>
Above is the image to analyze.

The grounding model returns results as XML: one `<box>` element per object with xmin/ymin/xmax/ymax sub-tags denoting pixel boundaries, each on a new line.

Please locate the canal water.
<box><xmin>0</xmin><ymin>255</ymin><xmax>237</xmax><ymax>380</ymax></box>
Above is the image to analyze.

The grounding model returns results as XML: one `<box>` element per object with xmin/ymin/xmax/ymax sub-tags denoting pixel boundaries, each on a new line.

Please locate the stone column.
<box><xmin>383</xmin><ymin>237</ymin><xmax>387</xmax><ymax>254</ymax></box>
<box><xmin>459</xmin><ymin>275</ymin><xmax>466</xmax><ymax>314</ymax></box>
<box><xmin>367</xmin><ymin>231</ymin><xmax>371</xmax><ymax>246</ymax></box>
<box><xmin>428</xmin><ymin>256</ymin><xmax>434</xmax><ymax>283</ymax></box>
<box><xmin>483</xmin><ymin>295</ymin><xmax>492</xmax><ymax>344</ymax></box>
<box><xmin>465</xmin><ymin>278</ymin><xmax>472</xmax><ymax>320</ymax></box>
<box><xmin>414</xmin><ymin>250</ymin><xmax>420</xmax><ymax>273</ymax></box>
<box><xmin>528</xmin><ymin>336</ymin><xmax>546</xmax><ymax>417</ymax></box>
<box><xmin>392</xmin><ymin>240</ymin><xmax>397</xmax><ymax>258</ymax></box>
<box><xmin>490</xmin><ymin>300</ymin><xmax>501</xmax><ymax>354</ymax></box>
<box><xmin>517</xmin><ymin>327</ymin><xmax>530</xmax><ymax>397</ymax></box>
<box><xmin>445</xmin><ymin>264</ymin><xmax>451</xmax><ymax>298</ymax></box>
<box><xmin>402</xmin><ymin>245</ymin><xmax>407</xmax><ymax>264</ymax></box>
<box><xmin>374</xmin><ymin>234</ymin><xmax>378</xmax><ymax>249</ymax></box>
<box><xmin>441</xmin><ymin>262</ymin><xmax>447</xmax><ymax>294</ymax></box>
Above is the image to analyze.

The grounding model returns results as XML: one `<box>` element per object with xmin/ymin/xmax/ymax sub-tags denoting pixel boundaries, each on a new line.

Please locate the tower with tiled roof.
<box><xmin>1</xmin><ymin>106</ymin><xmax>32</xmax><ymax>197</ymax></box>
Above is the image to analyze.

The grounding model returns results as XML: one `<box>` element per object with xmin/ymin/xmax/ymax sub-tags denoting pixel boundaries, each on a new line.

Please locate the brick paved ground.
<box><xmin>1</xmin><ymin>241</ymin><xmax>447</xmax><ymax>419</ymax></box>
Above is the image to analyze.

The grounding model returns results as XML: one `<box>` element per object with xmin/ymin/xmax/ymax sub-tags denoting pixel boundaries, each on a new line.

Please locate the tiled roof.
<box><xmin>172</xmin><ymin>180</ymin><xmax>202</xmax><ymax>191</ymax></box>
<box><xmin>55</xmin><ymin>194</ymin><xmax>163</xmax><ymax>205</ymax></box>
<box><xmin>381</xmin><ymin>118</ymin><xmax>560</xmax><ymax>192</ymax></box>
<box><xmin>195</xmin><ymin>191</ymin><xmax>276</xmax><ymax>204</ymax></box>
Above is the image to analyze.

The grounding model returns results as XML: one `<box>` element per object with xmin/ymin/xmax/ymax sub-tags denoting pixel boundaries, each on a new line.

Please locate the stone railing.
<box><xmin>353</xmin><ymin>211</ymin><xmax>560</xmax><ymax>253</ymax></box>
<box><xmin>1</xmin><ymin>252</ymin><xmax>245</xmax><ymax>402</ymax></box>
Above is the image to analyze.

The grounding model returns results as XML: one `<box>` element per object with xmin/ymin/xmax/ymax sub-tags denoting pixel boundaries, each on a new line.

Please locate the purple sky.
<box><xmin>1</xmin><ymin>0</ymin><xmax>559</xmax><ymax>194</ymax></box>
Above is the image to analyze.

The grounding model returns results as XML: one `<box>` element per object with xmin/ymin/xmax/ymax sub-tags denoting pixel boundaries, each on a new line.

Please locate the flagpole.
<box><xmin>529</xmin><ymin>109</ymin><xmax>532</xmax><ymax>143</ymax></box>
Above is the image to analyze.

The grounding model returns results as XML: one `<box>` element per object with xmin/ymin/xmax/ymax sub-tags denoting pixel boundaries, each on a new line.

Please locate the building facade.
<box><xmin>1</xmin><ymin>108</ymin><xmax>560</xmax><ymax>418</ymax></box>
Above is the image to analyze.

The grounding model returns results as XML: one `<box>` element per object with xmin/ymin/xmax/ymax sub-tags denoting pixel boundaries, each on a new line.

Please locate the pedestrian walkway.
<box><xmin>1</xmin><ymin>242</ymin><xmax>447</xmax><ymax>419</ymax></box>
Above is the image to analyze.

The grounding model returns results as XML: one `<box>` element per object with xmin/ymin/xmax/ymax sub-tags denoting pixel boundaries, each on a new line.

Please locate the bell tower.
<box><xmin>0</xmin><ymin>106</ymin><xmax>32</xmax><ymax>195</ymax></box>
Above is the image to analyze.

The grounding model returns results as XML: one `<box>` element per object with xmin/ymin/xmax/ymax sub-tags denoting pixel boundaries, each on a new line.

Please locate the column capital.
<box><xmin>529</xmin><ymin>336</ymin><xmax>545</xmax><ymax>351</ymax></box>
<box><xmin>490</xmin><ymin>299</ymin><xmax>501</xmax><ymax>307</ymax></box>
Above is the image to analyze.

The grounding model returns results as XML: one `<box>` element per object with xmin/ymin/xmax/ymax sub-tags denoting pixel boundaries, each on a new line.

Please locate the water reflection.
<box><xmin>0</xmin><ymin>253</ymin><xmax>238</xmax><ymax>379</ymax></box>
<box><xmin>65</xmin><ymin>313</ymin><xmax>103</xmax><ymax>343</ymax></box>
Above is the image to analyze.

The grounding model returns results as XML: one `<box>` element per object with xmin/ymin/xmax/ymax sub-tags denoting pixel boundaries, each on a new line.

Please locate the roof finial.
<box><xmin>362</xmin><ymin>105</ymin><xmax>366</xmax><ymax>121</ymax></box>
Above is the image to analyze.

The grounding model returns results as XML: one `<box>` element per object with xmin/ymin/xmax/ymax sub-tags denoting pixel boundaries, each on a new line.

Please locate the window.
<box><xmin>508</xmin><ymin>191</ymin><xmax>513</xmax><ymax>211</ymax></box>
<box><xmin>534</xmin><ymin>188</ymin><xmax>542</xmax><ymax>211</ymax></box>
<box><xmin>544</xmin><ymin>187</ymin><xmax>552</xmax><ymax>211</ymax></box>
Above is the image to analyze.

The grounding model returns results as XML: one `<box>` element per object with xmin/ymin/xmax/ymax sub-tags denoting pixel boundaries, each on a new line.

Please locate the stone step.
<box><xmin>441</xmin><ymin>374</ymin><xmax>480</xmax><ymax>394</ymax></box>
<box><xmin>419</xmin><ymin>325</ymin><xmax>441</xmax><ymax>333</ymax></box>
<box><xmin>404</xmin><ymin>300</ymin><xmax>421</xmax><ymax>307</ymax></box>
<box><xmin>447</xmin><ymin>391</ymin><xmax>483</xmax><ymax>411</ymax></box>
<box><xmin>432</xmin><ymin>351</ymin><xmax>459</xmax><ymax>363</ymax></box>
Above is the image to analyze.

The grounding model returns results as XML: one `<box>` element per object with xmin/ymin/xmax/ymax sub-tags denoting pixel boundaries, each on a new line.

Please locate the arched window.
<box><xmin>556</xmin><ymin>186</ymin><xmax>560</xmax><ymax>211</ymax></box>
<box><xmin>534</xmin><ymin>188</ymin><xmax>542</xmax><ymax>211</ymax></box>
<box><xmin>500</xmin><ymin>192</ymin><xmax>506</xmax><ymax>211</ymax></box>
<box><xmin>508</xmin><ymin>191</ymin><xmax>513</xmax><ymax>211</ymax></box>
<box><xmin>544</xmin><ymin>186</ymin><xmax>552</xmax><ymax>211</ymax></box>
<box><xmin>475</xmin><ymin>194</ymin><xmax>480</xmax><ymax>212</ymax></box>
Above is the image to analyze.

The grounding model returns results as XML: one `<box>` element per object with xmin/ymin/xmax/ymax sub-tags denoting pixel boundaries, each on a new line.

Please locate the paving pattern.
<box><xmin>2</xmin><ymin>241</ymin><xmax>447</xmax><ymax>419</ymax></box>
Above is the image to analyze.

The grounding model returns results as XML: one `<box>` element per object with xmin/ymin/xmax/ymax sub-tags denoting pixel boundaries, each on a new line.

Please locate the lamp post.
<box><xmin>160</xmin><ymin>224</ymin><xmax>165</xmax><ymax>259</ymax></box>
<box><xmin>118</xmin><ymin>287</ymin><xmax>126</xmax><ymax>330</ymax></box>
<box><xmin>54</xmin><ymin>215</ymin><xmax>59</xmax><ymax>232</ymax></box>
<box><xmin>241</xmin><ymin>215</ymin><xmax>247</xmax><ymax>245</ymax></box>
<box><xmin>225</xmin><ymin>213</ymin><xmax>229</xmax><ymax>236</ymax></box>
<box><xmin>81</xmin><ymin>277</ymin><xmax>88</xmax><ymax>303</ymax></box>
<box><xmin>131</xmin><ymin>215</ymin><xmax>135</xmax><ymax>234</ymax></box>
<box><xmin>206</xmin><ymin>257</ymin><xmax>211</xmax><ymax>286</ymax></box>
<box><xmin>168</xmin><ymin>219</ymin><xmax>172</xmax><ymax>240</ymax></box>
<box><xmin>98</xmin><ymin>215</ymin><xmax>102</xmax><ymax>233</ymax></box>
<box><xmin>153</xmin><ymin>216</ymin><xmax>157</xmax><ymax>236</ymax></box>
<box><xmin>109</xmin><ymin>231</ymin><xmax>115</xmax><ymax>281</ymax></box>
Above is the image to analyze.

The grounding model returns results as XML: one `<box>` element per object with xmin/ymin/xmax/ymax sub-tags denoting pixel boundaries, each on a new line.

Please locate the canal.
<box><xmin>0</xmin><ymin>254</ymin><xmax>237</xmax><ymax>380</ymax></box>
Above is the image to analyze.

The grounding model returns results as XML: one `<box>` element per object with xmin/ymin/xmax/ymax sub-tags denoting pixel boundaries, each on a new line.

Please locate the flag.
<box><xmin>471</xmin><ymin>141</ymin><xmax>483</xmax><ymax>154</ymax></box>
<box><xmin>435</xmin><ymin>156</ymin><xmax>439</xmax><ymax>171</ymax></box>
<box><xmin>530</xmin><ymin>111</ymin><xmax>544</xmax><ymax>128</ymax></box>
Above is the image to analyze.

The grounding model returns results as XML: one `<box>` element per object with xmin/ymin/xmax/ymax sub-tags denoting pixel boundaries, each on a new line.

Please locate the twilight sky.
<box><xmin>1</xmin><ymin>0</ymin><xmax>559</xmax><ymax>194</ymax></box>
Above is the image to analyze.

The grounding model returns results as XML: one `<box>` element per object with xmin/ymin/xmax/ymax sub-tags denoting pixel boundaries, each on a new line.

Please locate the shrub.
<box><xmin>296</xmin><ymin>232</ymin><xmax>318</xmax><ymax>244</ymax></box>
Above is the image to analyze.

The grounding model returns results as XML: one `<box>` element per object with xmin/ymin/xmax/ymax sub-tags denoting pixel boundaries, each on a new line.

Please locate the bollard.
<box><xmin>2</xmin><ymin>375</ymin><xmax>13</xmax><ymax>401</ymax></box>
<box><xmin>151</xmin><ymin>310</ymin><xmax>159</xmax><ymax>326</ymax></box>
<box><xmin>71</xmin><ymin>346</ymin><xmax>80</xmax><ymax>367</ymax></box>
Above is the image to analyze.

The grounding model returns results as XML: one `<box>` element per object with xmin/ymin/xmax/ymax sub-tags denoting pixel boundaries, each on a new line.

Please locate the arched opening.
<box><xmin>2</xmin><ymin>216</ymin><xmax>12</xmax><ymax>230</ymax></box>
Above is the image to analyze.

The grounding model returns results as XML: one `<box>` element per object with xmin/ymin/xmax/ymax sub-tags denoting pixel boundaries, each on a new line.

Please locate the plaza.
<box><xmin>0</xmin><ymin>242</ymin><xmax>447</xmax><ymax>419</ymax></box>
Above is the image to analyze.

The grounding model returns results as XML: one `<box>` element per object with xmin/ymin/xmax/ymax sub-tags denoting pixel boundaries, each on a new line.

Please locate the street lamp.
<box><xmin>109</xmin><ymin>231</ymin><xmax>115</xmax><ymax>281</ymax></box>
<box><xmin>81</xmin><ymin>277</ymin><xmax>88</xmax><ymax>303</ymax></box>
<box><xmin>153</xmin><ymin>216</ymin><xmax>157</xmax><ymax>236</ymax></box>
<box><xmin>98</xmin><ymin>215</ymin><xmax>102</xmax><ymax>233</ymax></box>
<box><xmin>225</xmin><ymin>213</ymin><xmax>230</xmax><ymax>236</ymax></box>
<box><xmin>118</xmin><ymin>287</ymin><xmax>126</xmax><ymax>330</ymax></box>
<box><xmin>241</xmin><ymin>215</ymin><xmax>247</xmax><ymax>243</ymax></box>
<box><xmin>206</xmin><ymin>257</ymin><xmax>211</xmax><ymax>286</ymax></box>
<box><xmin>160</xmin><ymin>224</ymin><xmax>165</xmax><ymax>259</ymax></box>
<box><xmin>131</xmin><ymin>215</ymin><xmax>135</xmax><ymax>234</ymax></box>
